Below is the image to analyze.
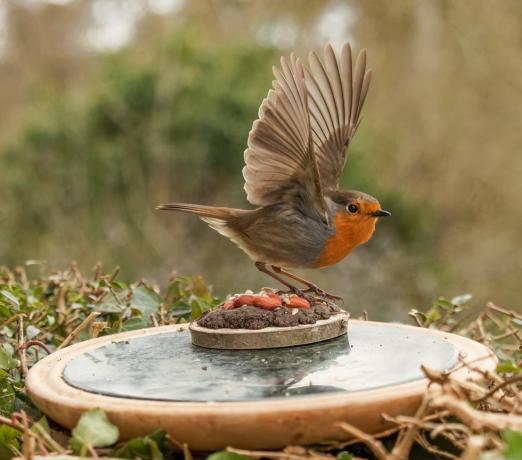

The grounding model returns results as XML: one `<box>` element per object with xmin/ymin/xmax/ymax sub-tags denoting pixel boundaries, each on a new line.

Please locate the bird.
<box><xmin>157</xmin><ymin>43</ymin><xmax>390</xmax><ymax>300</ymax></box>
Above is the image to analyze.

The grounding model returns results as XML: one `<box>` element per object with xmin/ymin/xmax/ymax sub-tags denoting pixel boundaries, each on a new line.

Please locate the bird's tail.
<box><xmin>156</xmin><ymin>202</ymin><xmax>247</xmax><ymax>239</ymax></box>
<box><xmin>156</xmin><ymin>202</ymin><xmax>234</xmax><ymax>220</ymax></box>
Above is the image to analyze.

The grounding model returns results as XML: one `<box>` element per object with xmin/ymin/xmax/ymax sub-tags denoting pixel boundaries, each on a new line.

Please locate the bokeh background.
<box><xmin>1</xmin><ymin>0</ymin><xmax>521</xmax><ymax>320</ymax></box>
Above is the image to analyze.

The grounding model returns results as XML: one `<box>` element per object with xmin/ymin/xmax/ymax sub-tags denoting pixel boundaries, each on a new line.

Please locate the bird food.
<box><xmin>190</xmin><ymin>289</ymin><xmax>349</xmax><ymax>349</ymax></box>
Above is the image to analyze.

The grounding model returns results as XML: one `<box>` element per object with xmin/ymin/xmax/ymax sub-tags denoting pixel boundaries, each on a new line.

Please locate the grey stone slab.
<box><xmin>62</xmin><ymin>322</ymin><xmax>459</xmax><ymax>402</ymax></box>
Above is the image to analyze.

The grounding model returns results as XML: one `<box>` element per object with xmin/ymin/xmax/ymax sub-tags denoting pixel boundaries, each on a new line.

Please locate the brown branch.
<box><xmin>472</xmin><ymin>375</ymin><xmax>522</xmax><ymax>403</ymax></box>
<box><xmin>58</xmin><ymin>312</ymin><xmax>100</xmax><ymax>349</ymax></box>
<box><xmin>336</xmin><ymin>422</ymin><xmax>388</xmax><ymax>460</ymax></box>
<box><xmin>459</xmin><ymin>435</ymin><xmax>487</xmax><ymax>460</ymax></box>
<box><xmin>17</xmin><ymin>315</ymin><xmax>28</xmax><ymax>378</ymax></box>
<box><xmin>20</xmin><ymin>410</ymin><xmax>33</xmax><ymax>460</ymax></box>
<box><xmin>389</xmin><ymin>396</ymin><xmax>428</xmax><ymax>460</ymax></box>
<box><xmin>486</xmin><ymin>302</ymin><xmax>522</xmax><ymax>320</ymax></box>
<box><xmin>19</xmin><ymin>340</ymin><xmax>52</xmax><ymax>355</ymax></box>
<box><xmin>149</xmin><ymin>313</ymin><xmax>159</xmax><ymax>327</ymax></box>
<box><xmin>228</xmin><ymin>446</ymin><xmax>331</xmax><ymax>460</ymax></box>
<box><xmin>430</xmin><ymin>394</ymin><xmax>522</xmax><ymax>431</ymax></box>
<box><xmin>414</xmin><ymin>434</ymin><xmax>460</xmax><ymax>460</ymax></box>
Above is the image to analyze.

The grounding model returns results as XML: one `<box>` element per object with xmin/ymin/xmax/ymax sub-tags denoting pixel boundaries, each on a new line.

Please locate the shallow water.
<box><xmin>63</xmin><ymin>323</ymin><xmax>459</xmax><ymax>402</ymax></box>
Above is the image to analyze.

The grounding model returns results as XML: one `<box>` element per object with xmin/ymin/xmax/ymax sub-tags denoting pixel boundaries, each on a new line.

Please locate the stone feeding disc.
<box><xmin>190</xmin><ymin>312</ymin><xmax>349</xmax><ymax>349</ymax></box>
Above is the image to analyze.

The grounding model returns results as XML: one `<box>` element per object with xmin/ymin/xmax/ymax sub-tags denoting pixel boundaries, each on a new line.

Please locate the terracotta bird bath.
<box><xmin>26</xmin><ymin>320</ymin><xmax>495</xmax><ymax>450</ymax></box>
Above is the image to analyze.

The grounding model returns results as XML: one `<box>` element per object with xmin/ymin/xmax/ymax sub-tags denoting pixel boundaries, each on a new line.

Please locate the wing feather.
<box><xmin>243</xmin><ymin>55</ymin><xmax>327</xmax><ymax>221</ymax></box>
<box><xmin>304</xmin><ymin>44</ymin><xmax>371</xmax><ymax>189</ymax></box>
<box><xmin>242</xmin><ymin>43</ymin><xmax>371</xmax><ymax>218</ymax></box>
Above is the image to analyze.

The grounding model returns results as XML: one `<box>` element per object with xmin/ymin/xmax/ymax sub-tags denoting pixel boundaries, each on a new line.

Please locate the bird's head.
<box><xmin>326</xmin><ymin>190</ymin><xmax>390</xmax><ymax>221</ymax></box>
<box><xmin>325</xmin><ymin>190</ymin><xmax>390</xmax><ymax>246</ymax></box>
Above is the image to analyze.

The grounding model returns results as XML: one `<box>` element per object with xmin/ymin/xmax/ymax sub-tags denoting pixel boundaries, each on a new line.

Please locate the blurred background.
<box><xmin>0</xmin><ymin>0</ymin><xmax>520</xmax><ymax>320</ymax></box>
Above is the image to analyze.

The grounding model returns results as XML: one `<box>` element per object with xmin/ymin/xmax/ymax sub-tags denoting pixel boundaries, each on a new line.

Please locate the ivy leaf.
<box><xmin>0</xmin><ymin>291</ymin><xmax>19</xmax><ymax>310</ymax></box>
<box><xmin>0</xmin><ymin>371</ymin><xmax>15</xmax><ymax>416</ymax></box>
<box><xmin>130</xmin><ymin>286</ymin><xmax>162</xmax><ymax>317</ymax></box>
<box><xmin>26</xmin><ymin>325</ymin><xmax>41</xmax><ymax>340</ymax></box>
<box><xmin>113</xmin><ymin>430</ymin><xmax>167</xmax><ymax>460</ymax></box>
<box><xmin>0</xmin><ymin>348</ymin><xmax>18</xmax><ymax>371</ymax></box>
<box><xmin>121</xmin><ymin>317</ymin><xmax>148</xmax><ymax>331</ymax></box>
<box><xmin>0</xmin><ymin>424</ymin><xmax>20</xmax><ymax>460</ymax></box>
<box><xmin>496</xmin><ymin>360</ymin><xmax>521</xmax><ymax>374</ymax></box>
<box><xmin>207</xmin><ymin>451</ymin><xmax>248</xmax><ymax>460</ymax></box>
<box><xmin>71</xmin><ymin>408</ymin><xmax>119</xmax><ymax>455</ymax></box>
<box><xmin>432</xmin><ymin>297</ymin><xmax>453</xmax><ymax>310</ymax></box>
<box><xmin>504</xmin><ymin>430</ymin><xmax>522</xmax><ymax>460</ymax></box>
<box><xmin>450</xmin><ymin>293</ymin><xmax>472</xmax><ymax>306</ymax></box>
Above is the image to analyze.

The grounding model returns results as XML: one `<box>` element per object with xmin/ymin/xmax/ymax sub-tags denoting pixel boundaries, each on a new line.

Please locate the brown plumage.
<box><xmin>157</xmin><ymin>43</ymin><xmax>390</xmax><ymax>299</ymax></box>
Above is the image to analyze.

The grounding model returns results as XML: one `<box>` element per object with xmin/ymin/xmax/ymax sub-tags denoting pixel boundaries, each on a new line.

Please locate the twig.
<box><xmin>414</xmin><ymin>434</ymin><xmax>460</xmax><ymax>460</ymax></box>
<box><xmin>389</xmin><ymin>396</ymin><xmax>428</xmax><ymax>460</ymax></box>
<box><xmin>0</xmin><ymin>414</ymin><xmax>24</xmax><ymax>431</ymax></box>
<box><xmin>336</xmin><ymin>422</ymin><xmax>388</xmax><ymax>460</ymax></box>
<box><xmin>149</xmin><ymin>313</ymin><xmax>159</xmax><ymax>327</ymax></box>
<box><xmin>17</xmin><ymin>315</ymin><xmax>28</xmax><ymax>378</ymax></box>
<box><xmin>486</xmin><ymin>302</ymin><xmax>522</xmax><ymax>320</ymax></box>
<box><xmin>58</xmin><ymin>312</ymin><xmax>100</xmax><ymax>349</ymax></box>
<box><xmin>228</xmin><ymin>446</ymin><xmax>331</xmax><ymax>460</ymax></box>
<box><xmin>31</xmin><ymin>422</ymin><xmax>66</xmax><ymax>454</ymax></box>
<box><xmin>108</xmin><ymin>266</ymin><xmax>120</xmax><ymax>283</ymax></box>
<box><xmin>326</xmin><ymin>426</ymin><xmax>401</xmax><ymax>450</ymax></box>
<box><xmin>19</xmin><ymin>340</ymin><xmax>52</xmax><ymax>355</ymax></box>
<box><xmin>0</xmin><ymin>314</ymin><xmax>20</xmax><ymax>329</ymax></box>
<box><xmin>20</xmin><ymin>411</ymin><xmax>33</xmax><ymax>460</ymax></box>
<box><xmin>460</xmin><ymin>435</ymin><xmax>487</xmax><ymax>460</ymax></box>
<box><xmin>430</xmin><ymin>394</ymin><xmax>522</xmax><ymax>431</ymax></box>
<box><xmin>472</xmin><ymin>375</ymin><xmax>522</xmax><ymax>403</ymax></box>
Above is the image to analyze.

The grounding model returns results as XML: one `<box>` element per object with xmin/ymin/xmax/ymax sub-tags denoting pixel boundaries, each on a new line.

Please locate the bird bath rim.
<box><xmin>26</xmin><ymin>321</ymin><xmax>497</xmax><ymax>450</ymax></box>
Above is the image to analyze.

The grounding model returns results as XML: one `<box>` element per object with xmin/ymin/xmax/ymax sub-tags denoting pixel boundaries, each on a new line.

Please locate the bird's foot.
<box><xmin>303</xmin><ymin>286</ymin><xmax>343</xmax><ymax>304</ymax></box>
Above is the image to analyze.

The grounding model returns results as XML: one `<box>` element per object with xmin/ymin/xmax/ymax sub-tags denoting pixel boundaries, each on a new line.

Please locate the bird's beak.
<box><xmin>371</xmin><ymin>209</ymin><xmax>391</xmax><ymax>218</ymax></box>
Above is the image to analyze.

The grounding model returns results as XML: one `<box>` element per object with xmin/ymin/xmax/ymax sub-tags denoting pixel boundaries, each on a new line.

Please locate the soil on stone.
<box><xmin>197</xmin><ymin>302</ymin><xmax>343</xmax><ymax>330</ymax></box>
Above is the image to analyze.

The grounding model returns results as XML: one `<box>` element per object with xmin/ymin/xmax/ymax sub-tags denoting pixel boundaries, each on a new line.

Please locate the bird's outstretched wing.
<box><xmin>305</xmin><ymin>44</ymin><xmax>371</xmax><ymax>190</ymax></box>
<box><xmin>243</xmin><ymin>44</ymin><xmax>371</xmax><ymax>220</ymax></box>
<box><xmin>243</xmin><ymin>54</ymin><xmax>328</xmax><ymax>222</ymax></box>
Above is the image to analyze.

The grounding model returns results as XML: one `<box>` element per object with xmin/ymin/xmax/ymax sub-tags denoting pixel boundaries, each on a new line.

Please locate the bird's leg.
<box><xmin>271</xmin><ymin>265</ymin><xmax>343</xmax><ymax>302</ymax></box>
<box><xmin>255</xmin><ymin>262</ymin><xmax>305</xmax><ymax>297</ymax></box>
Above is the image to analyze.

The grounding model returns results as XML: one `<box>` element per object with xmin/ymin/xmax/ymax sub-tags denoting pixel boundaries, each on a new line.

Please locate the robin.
<box><xmin>158</xmin><ymin>43</ymin><xmax>390</xmax><ymax>300</ymax></box>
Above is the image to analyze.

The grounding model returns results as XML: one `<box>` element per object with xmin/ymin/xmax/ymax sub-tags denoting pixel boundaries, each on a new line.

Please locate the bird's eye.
<box><xmin>347</xmin><ymin>203</ymin><xmax>359</xmax><ymax>214</ymax></box>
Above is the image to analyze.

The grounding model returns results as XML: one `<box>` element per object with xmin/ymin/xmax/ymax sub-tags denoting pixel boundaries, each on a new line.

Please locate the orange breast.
<box><xmin>313</xmin><ymin>213</ymin><xmax>376</xmax><ymax>268</ymax></box>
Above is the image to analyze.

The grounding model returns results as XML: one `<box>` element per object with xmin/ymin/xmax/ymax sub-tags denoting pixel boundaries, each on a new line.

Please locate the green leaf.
<box><xmin>0</xmin><ymin>371</ymin><xmax>15</xmax><ymax>416</ymax></box>
<box><xmin>30</xmin><ymin>417</ymin><xmax>50</xmax><ymax>435</ymax></box>
<box><xmin>26</xmin><ymin>325</ymin><xmax>41</xmax><ymax>340</ymax></box>
<box><xmin>121</xmin><ymin>317</ymin><xmax>148</xmax><ymax>331</ymax></box>
<box><xmin>71</xmin><ymin>408</ymin><xmax>119</xmax><ymax>454</ymax></box>
<box><xmin>336</xmin><ymin>452</ymin><xmax>353</xmax><ymax>460</ymax></box>
<box><xmin>113</xmin><ymin>430</ymin><xmax>167</xmax><ymax>460</ymax></box>
<box><xmin>0</xmin><ymin>291</ymin><xmax>19</xmax><ymax>309</ymax></box>
<box><xmin>450</xmin><ymin>293</ymin><xmax>472</xmax><ymax>306</ymax></box>
<box><xmin>0</xmin><ymin>348</ymin><xmax>18</xmax><ymax>371</ymax></box>
<box><xmin>496</xmin><ymin>360</ymin><xmax>521</xmax><ymax>374</ymax></box>
<box><xmin>432</xmin><ymin>297</ymin><xmax>453</xmax><ymax>310</ymax></box>
<box><xmin>207</xmin><ymin>451</ymin><xmax>248</xmax><ymax>460</ymax></box>
<box><xmin>94</xmin><ymin>293</ymin><xmax>125</xmax><ymax>313</ymax></box>
<box><xmin>504</xmin><ymin>430</ymin><xmax>522</xmax><ymax>460</ymax></box>
<box><xmin>130</xmin><ymin>286</ymin><xmax>162</xmax><ymax>317</ymax></box>
<box><xmin>425</xmin><ymin>308</ymin><xmax>441</xmax><ymax>323</ymax></box>
<box><xmin>0</xmin><ymin>425</ymin><xmax>19</xmax><ymax>460</ymax></box>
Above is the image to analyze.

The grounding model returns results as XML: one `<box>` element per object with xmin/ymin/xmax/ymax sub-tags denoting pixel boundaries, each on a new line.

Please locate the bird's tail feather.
<box><xmin>156</xmin><ymin>203</ymin><xmax>233</xmax><ymax>220</ymax></box>
<box><xmin>156</xmin><ymin>202</ymin><xmax>249</xmax><ymax>239</ymax></box>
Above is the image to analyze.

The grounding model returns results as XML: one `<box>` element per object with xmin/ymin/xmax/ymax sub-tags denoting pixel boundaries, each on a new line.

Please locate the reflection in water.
<box><xmin>63</xmin><ymin>324</ymin><xmax>458</xmax><ymax>402</ymax></box>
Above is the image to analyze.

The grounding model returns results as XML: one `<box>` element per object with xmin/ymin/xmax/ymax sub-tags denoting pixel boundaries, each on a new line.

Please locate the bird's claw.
<box><xmin>304</xmin><ymin>287</ymin><xmax>343</xmax><ymax>303</ymax></box>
